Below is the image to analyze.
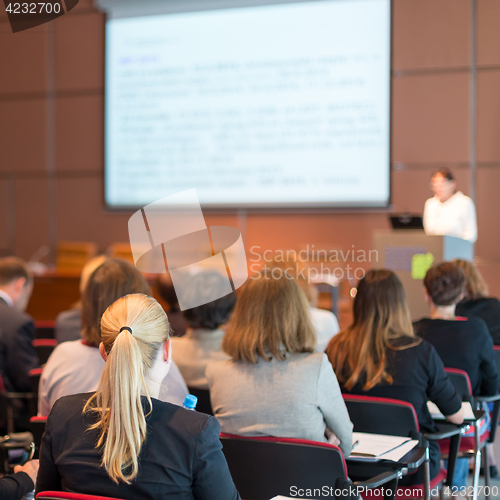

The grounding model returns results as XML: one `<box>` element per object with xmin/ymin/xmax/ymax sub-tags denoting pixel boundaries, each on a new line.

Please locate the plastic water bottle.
<box><xmin>183</xmin><ymin>394</ymin><xmax>198</xmax><ymax>411</ymax></box>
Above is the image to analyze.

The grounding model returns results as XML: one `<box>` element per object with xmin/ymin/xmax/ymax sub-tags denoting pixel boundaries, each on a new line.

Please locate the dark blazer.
<box><xmin>340</xmin><ymin>338</ymin><xmax>462</xmax><ymax>484</ymax></box>
<box><xmin>456</xmin><ymin>297</ymin><xmax>500</xmax><ymax>345</ymax></box>
<box><xmin>36</xmin><ymin>393</ymin><xmax>240</xmax><ymax>500</ymax></box>
<box><xmin>414</xmin><ymin>317</ymin><xmax>499</xmax><ymax>397</ymax></box>
<box><xmin>0</xmin><ymin>297</ymin><xmax>38</xmax><ymax>392</ymax></box>
<box><xmin>0</xmin><ymin>472</ymin><xmax>33</xmax><ymax>500</ymax></box>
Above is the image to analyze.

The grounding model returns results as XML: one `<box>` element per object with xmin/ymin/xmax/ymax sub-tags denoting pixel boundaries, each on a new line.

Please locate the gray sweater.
<box><xmin>206</xmin><ymin>352</ymin><xmax>353</xmax><ymax>457</ymax></box>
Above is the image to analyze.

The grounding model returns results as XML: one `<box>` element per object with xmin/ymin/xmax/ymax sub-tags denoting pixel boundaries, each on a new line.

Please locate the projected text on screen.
<box><xmin>105</xmin><ymin>0</ymin><xmax>391</xmax><ymax>208</ymax></box>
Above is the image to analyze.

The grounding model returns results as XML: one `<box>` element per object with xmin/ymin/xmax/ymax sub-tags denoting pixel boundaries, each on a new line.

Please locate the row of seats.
<box><xmin>27</xmin><ymin>368</ymin><xmax>499</xmax><ymax>500</ymax></box>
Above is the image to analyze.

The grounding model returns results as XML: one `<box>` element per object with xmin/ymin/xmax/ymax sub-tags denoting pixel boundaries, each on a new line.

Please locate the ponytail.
<box><xmin>84</xmin><ymin>294</ymin><xmax>170</xmax><ymax>484</ymax></box>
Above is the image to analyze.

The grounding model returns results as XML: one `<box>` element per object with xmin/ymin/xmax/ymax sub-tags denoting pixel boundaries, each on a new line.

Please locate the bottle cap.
<box><xmin>183</xmin><ymin>394</ymin><xmax>198</xmax><ymax>410</ymax></box>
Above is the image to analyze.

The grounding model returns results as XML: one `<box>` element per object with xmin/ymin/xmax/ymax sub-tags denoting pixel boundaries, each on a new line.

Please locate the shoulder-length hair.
<box><xmin>81</xmin><ymin>259</ymin><xmax>151</xmax><ymax>345</ymax></box>
<box><xmin>326</xmin><ymin>269</ymin><xmax>420</xmax><ymax>391</ymax></box>
<box><xmin>454</xmin><ymin>259</ymin><xmax>488</xmax><ymax>300</ymax></box>
<box><xmin>222</xmin><ymin>273</ymin><xmax>316</xmax><ymax>363</ymax></box>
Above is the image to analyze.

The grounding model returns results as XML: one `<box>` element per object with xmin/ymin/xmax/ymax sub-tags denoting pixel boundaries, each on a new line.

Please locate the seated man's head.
<box><xmin>181</xmin><ymin>270</ymin><xmax>236</xmax><ymax>331</ymax></box>
<box><xmin>81</xmin><ymin>258</ymin><xmax>150</xmax><ymax>345</ymax></box>
<box><xmin>0</xmin><ymin>257</ymin><xmax>33</xmax><ymax>311</ymax></box>
<box><xmin>424</xmin><ymin>262</ymin><xmax>466</xmax><ymax>308</ymax></box>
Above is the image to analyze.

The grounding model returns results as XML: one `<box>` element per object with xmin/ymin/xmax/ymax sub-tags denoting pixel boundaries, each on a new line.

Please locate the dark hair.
<box><xmin>81</xmin><ymin>259</ymin><xmax>151</xmax><ymax>345</ymax></box>
<box><xmin>181</xmin><ymin>271</ymin><xmax>236</xmax><ymax>330</ymax></box>
<box><xmin>0</xmin><ymin>257</ymin><xmax>30</xmax><ymax>286</ymax></box>
<box><xmin>431</xmin><ymin>168</ymin><xmax>455</xmax><ymax>182</ymax></box>
<box><xmin>424</xmin><ymin>262</ymin><xmax>466</xmax><ymax>306</ymax></box>
<box><xmin>156</xmin><ymin>273</ymin><xmax>179</xmax><ymax>310</ymax></box>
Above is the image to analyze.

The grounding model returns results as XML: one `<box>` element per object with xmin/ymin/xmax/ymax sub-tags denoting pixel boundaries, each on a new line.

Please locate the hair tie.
<box><xmin>119</xmin><ymin>326</ymin><xmax>133</xmax><ymax>334</ymax></box>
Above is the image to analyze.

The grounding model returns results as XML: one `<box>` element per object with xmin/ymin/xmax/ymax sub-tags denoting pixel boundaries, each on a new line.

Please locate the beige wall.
<box><xmin>1</xmin><ymin>0</ymin><xmax>500</xmax><ymax>294</ymax></box>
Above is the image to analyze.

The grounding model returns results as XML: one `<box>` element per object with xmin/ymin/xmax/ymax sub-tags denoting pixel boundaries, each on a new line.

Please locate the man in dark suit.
<box><xmin>0</xmin><ymin>257</ymin><xmax>38</xmax><ymax>394</ymax></box>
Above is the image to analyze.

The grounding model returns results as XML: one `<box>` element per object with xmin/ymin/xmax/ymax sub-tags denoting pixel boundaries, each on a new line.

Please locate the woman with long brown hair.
<box><xmin>207</xmin><ymin>273</ymin><xmax>353</xmax><ymax>458</ymax></box>
<box><xmin>326</xmin><ymin>269</ymin><xmax>463</xmax><ymax>483</ymax></box>
<box><xmin>36</xmin><ymin>293</ymin><xmax>239</xmax><ymax>499</ymax></box>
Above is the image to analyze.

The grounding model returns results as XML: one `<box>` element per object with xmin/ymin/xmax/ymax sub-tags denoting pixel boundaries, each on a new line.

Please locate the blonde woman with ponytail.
<box><xmin>36</xmin><ymin>293</ymin><xmax>240</xmax><ymax>500</ymax></box>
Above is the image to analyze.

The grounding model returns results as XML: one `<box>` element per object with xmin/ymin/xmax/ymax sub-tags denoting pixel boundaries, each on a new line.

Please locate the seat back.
<box><xmin>29</xmin><ymin>368</ymin><xmax>43</xmax><ymax>416</ymax></box>
<box><xmin>187</xmin><ymin>387</ymin><xmax>213</xmax><ymax>416</ymax></box>
<box><xmin>33</xmin><ymin>339</ymin><xmax>57</xmax><ymax>365</ymax></box>
<box><xmin>36</xmin><ymin>493</ymin><xmax>125</xmax><ymax>500</ymax></box>
<box><xmin>444</xmin><ymin>368</ymin><xmax>472</xmax><ymax>399</ymax></box>
<box><xmin>494</xmin><ymin>347</ymin><xmax>500</xmax><ymax>389</ymax></box>
<box><xmin>219</xmin><ymin>434</ymin><xmax>354</xmax><ymax>500</ymax></box>
<box><xmin>343</xmin><ymin>395</ymin><xmax>419</xmax><ymax>437</ymax></box>
<box><xmin>35</xmin><ymin>321</ymin><xmax>56</xmax><ymax>339</ymax></box>
<box><xmin>29</xmin><ymin>415</ymin><xmax>47</xmax><ymax>460</ymax></box>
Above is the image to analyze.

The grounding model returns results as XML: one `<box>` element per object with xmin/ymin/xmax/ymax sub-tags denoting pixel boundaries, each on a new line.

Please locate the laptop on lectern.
<box><xmin>389</xmin><ymin>214</ymin><xmax>424</xmax><ymax>230</ymax></box>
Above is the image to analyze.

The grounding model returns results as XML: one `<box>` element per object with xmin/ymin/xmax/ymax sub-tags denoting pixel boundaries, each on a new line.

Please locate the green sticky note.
<box><xmin>412</xmin><ymin>253</ymin><xmax>434</xmax><ymax>279</ymax></box>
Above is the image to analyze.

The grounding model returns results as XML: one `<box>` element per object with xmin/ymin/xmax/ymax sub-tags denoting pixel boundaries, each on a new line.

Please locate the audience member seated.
<box><xmin>172</xmin><ymin>270</ymin><xmax>235</xmax><ymax>389</ymax></box>
<box><xmin>414</xmin><ymin>262</ymin><xmax>499</xmax><ymax>397</ymax></box>
<box><xmin>414</xmin><ymin>261</ymin><xmax>499</xmax><ymax>484</ymax></box>
<box><xmin>38</xmin><ymin>259</ymin><xmax>188</xmax><ymax>416</ymax></box>
<box><xmin>156</xmin><ymin>273</ymin><xmax>188</xmax><ymax>337</ymax></box>
<box><xmin>0</xmin><ymin>257</ymin><xmax>39</xmax><ymax>430</ymax></box>
<box><xmin>298</xmin><ymin>273</ymin><xmax>340</xmax><ymax>352</ymax></box>
<box><xmin>0</xmin><ymin>258</ymin><xmax>38</xmax><ymax>392</ymax></box>
<box><xmin>0</xmin><ymin>459</ymin><xmax>38</xmax><ymax>500</ymax></box>
<box><xmin>326</xmin><ymin>269</ymin><xmax>464</xmax><ymax>486</ymax></box>
<box><xmin>207</xmin><ymin>273</ymin><xmax>353</xmax><ymax>457</ymax></box>
<box><xmin>266</xmin><ymin>260</ymin><xmax>340</xmax><ymax>352</ymax></box>
<box><xmin>35</xmin><ymin>294</ymin><xmax>240</xmax><ymax>500</ymax></box>
<box><xmin>55</xmin><ymin>255</ymin><xmax>107</xmax><ymax>343</ymax></box>
<box><xmin>454</xmin><ymin>259</ymin><xmax>500</xmax><ymax>346</ymax></box>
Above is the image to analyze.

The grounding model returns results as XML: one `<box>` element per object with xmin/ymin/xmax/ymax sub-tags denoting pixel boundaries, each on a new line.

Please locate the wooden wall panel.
<box><xmin>54</xmin><ymin>12</ymin><xmax>105</xmax><ymax>91</ymax></box>
<box><xmin>56</xmin><ymin>177</ymin><xmax>129</xmax><ymax>251</ymax></box>
<box><xmin>392</xmin><ymin>168</ymin><xmax>432</xmax><ymax>213</ymax></box>
<box><xmin>392</xmin><ymin>0</ymin><xmax>470</xmax><ymax>71</ymax></box>
<box><xmin>14</xmin><ymin>178</ymin><xmax>49</xmax><ymax>260</ymax></box>
<box><xmin>0</xmin><ymin>99</ymin><xmax>47</xmax><ymax>173</ymax></box>
<box><xmin>245</xmin><ymin>213</ymin><xmax>388</xmax><ymax>263</ymax></box>
<box><xmin>56</xmin><ymin>95</ymin><xmax>104</xmax><ymax>172</ymax></box>
<box><xmin>392</xmin><ymin>73</ymin><xmax>470</xmax><ymax>163</ymax></box>
<box><xmin>477</xmin><ymin>0</ymin><xmax>500</xmax><ymax>67</ymax></box>
<box><xmin>0</xmin><ymin>179</ymin><xmax>10</xmax><ymax>254</ymax></box>
<box><xmin>0</xmin><ymin>23</ymin><xmax>48</xmax><ymax>94</ymax></box>
<box><xmin>476</xmin><ymin>70</ymin><xmax>500</xmax><ymax>163</ymax></box>
<box><xmin>475</xmin><ymin>167</ymin><xmax>500</xmax><ymax>259</ymax></box>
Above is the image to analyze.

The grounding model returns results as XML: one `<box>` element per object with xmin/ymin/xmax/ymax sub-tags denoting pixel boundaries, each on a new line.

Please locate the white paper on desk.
<box><xmin>379</xmin><ymin>439</ymin><xmax>419</xmax><ymax>461</ymax></box>
<box><xmin>427</xmin><ymin>401</ymin><xmax>475</xmax><ymax>420</ymax></box>
<box><xmin>349</xmin><ymin>432</ymin><xmax>412</xmax><ymax>460</ymax></box>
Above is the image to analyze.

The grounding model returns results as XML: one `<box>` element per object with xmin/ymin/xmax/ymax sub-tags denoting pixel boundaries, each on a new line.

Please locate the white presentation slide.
<box><xmin>104</xmin><ymin>0</ymin><xmax>391</xmax><ymax>208</ymax></box>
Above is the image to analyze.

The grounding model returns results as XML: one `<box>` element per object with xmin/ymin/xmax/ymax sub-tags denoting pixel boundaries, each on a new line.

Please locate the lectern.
<box><xmin>373</xmin><ymin>231</ymin><xmax>474</xmax><ymax>320</ymax></box>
